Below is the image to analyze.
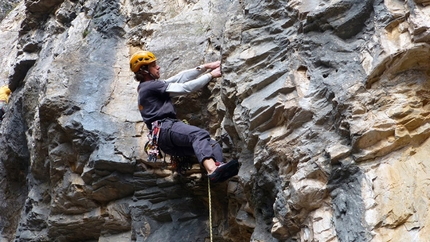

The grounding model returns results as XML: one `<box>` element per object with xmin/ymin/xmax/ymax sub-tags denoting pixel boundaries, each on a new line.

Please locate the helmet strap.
<box><xmin>136</xmin><ymin>65</ymin><xmax>157</xmax><ymax>81</ymax></box>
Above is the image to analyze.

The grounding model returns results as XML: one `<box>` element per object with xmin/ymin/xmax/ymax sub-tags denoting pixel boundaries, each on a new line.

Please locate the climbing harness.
<box><xmin>145</xmin><ymin>119</ymin><xmax>233</xmax><ymax>180</ymax></box>
<box><xmin>145</xmin><ymin>120</ymin><xmax>163</xmax><ymax>162</ymax></box>
<box><xmin>145</xmin><ymin>119</ymin><xmax>194</xmax><ymax>173</ymax></box>
<box><xmin>208</xmin><ymin>176</ymin><xmax>213</xmax><ymax>242</ymax></box>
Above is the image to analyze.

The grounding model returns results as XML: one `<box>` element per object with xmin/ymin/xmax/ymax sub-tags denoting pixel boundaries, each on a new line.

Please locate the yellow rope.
<box><xmin>208</xmin><ymin>177</ymin><xmax>213</xmax><ymax>242</ymax></box>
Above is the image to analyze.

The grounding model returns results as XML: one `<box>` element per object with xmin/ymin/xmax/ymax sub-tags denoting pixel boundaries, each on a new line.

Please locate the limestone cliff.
<box><xmin>1</xmin><ymin>0</ymin><xmax>430</xmax><ymax>241</ymax></box>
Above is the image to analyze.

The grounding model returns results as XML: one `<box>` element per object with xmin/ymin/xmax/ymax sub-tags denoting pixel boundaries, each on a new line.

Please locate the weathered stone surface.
<box><xmin>2</xmin><ymin>0</ymin><xmax>430</xmax><ymax>241</ymax></box>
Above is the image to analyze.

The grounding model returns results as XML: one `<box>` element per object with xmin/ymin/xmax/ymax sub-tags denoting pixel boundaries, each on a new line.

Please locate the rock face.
<box><xmin>1</xmin><ymin>0</ymin><xmax>430</xmax><ymax>241</ymax></box>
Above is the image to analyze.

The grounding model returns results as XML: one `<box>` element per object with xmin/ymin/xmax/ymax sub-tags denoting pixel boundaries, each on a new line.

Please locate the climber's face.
<box><xmin>148</xmin><ymin>61</ymin><xmax>160</xmax><ymax>79</ymax></box>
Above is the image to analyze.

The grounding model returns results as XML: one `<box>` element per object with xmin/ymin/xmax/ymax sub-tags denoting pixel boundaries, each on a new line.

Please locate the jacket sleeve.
<box><xmin>164</xmin><ymin>65</ymin><xmax>207</xmax><ymax>84</ymax></box>
<box><xmin>165</xmin><ymin>73</ymin><xmax>212</xmax><ymax>97</ymax></box>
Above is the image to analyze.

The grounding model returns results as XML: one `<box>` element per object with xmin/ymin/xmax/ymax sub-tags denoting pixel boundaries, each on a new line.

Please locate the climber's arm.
<box><xmin>165</xmin><ymin>61</ymin><xmax>221</xmax><ymax>97</ymax></box>
<box><xmin>166</xmin><ymin>73</ymin><xmax>213</xmax><ymax>97</ymax></box>
<box><xmin>164</xmin><ymin>61</ymin><xmax>220</xmax><ymax>84</ymax></box>
<box><xmin>164</xmin><ymin>66</ymin><xmax>207</xmax><ymax>84</ymax></box>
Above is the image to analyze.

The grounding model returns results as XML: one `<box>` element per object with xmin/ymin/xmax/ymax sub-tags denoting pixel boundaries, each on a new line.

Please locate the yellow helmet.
<box><xmin>129</xmin><ymin>51</ymin><xmax>157</xmax><ymax>73</ymax></box>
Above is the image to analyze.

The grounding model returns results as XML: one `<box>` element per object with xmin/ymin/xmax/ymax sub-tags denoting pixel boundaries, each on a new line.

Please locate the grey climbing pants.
<box><xmin>157</xmin><ymin>118</ymin><xmax>224</xmax><ymax>164</ymax></box>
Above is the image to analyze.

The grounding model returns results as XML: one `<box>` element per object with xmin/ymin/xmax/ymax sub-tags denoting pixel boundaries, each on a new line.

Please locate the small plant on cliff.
<box><xmin>82</xmin><ymin>28</ymin><xmax>90</xmax><ymax>38</ymax></box>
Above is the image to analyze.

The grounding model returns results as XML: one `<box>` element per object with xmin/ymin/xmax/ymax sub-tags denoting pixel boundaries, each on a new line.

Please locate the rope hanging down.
<box><xmin>208</xmin><ymin>177</ymin><xmax>213</xmax><ymax>242</ymax></box>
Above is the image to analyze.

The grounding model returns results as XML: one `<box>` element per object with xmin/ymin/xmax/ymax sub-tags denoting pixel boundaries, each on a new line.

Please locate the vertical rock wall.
<box><xmin>1</xmin><ymin>0</ymin><xmax>430</xmax><ymax>241</ymax></box>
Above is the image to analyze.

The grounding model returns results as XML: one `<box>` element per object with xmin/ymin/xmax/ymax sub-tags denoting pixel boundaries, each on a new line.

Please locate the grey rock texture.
<box><xmin>1</xmin><ymin>0</ymin><xmax>430</xmax><ymax>241</ymax></box>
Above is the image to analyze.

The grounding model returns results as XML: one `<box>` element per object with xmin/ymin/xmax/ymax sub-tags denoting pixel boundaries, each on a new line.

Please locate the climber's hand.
<box><xmin>204</xmin><ymin>61</ymin><xmax>220</xmax><ymax>70</ymax></box>
<box><xmin>210</xmin><ymin>67</ymin><xmax>222</xmax><ymax>78</ymax></box>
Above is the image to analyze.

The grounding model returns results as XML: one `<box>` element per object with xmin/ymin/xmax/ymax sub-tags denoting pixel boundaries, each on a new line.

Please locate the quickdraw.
<box><xmin>145</xmin><ymin>120</ymin><xmax>163</xmax><ymax>162</ymax></box>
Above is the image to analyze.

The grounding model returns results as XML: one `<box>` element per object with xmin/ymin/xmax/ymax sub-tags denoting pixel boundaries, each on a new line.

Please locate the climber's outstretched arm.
<box><xmin>165</xmin><ymin>61</ymin><xmax>221</xmax><ymax>96</ymax></box>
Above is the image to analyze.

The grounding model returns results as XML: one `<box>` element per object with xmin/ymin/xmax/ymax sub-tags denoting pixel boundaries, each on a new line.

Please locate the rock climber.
<box><xmin>0</xmin><ymin>85</ymin><xmax>11</xmax><ymax>122</ymax></box>
<box><xmin>130</xmin><ymin>50</ymin><xmax>238</xmax><ymax>183</ymax></box>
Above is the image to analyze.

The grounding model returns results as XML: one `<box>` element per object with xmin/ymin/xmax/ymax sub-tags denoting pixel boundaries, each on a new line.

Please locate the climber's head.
<box><xmin>130</xmin><ymin>51</ymin><xmax>160</xmax><ymax>81</ymax></box>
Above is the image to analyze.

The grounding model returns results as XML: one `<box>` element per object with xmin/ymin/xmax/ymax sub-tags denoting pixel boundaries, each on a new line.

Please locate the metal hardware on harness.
<box><xmin>146</xmin><ymin>120</ymin><xmax>163</xmax><ymax>162</ymax></box>
<box><xmin>170</xmin><ymin>156</ymin><xmax>193</xmax><ymax>175</ymax></box>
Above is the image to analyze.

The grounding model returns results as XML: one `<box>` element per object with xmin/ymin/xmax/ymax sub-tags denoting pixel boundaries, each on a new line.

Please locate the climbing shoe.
<box><xmin>208</xmin><ymin>159</ymin><xmax>239</xmax><ymax>183</ymax></box>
